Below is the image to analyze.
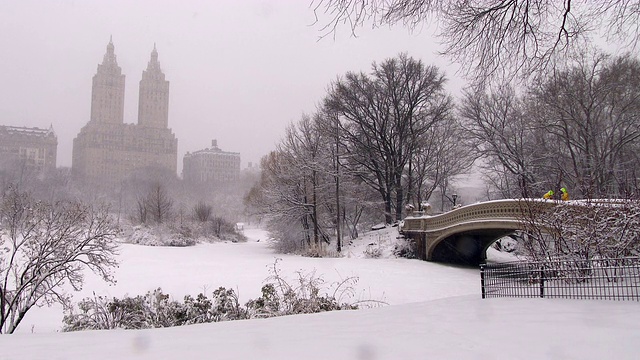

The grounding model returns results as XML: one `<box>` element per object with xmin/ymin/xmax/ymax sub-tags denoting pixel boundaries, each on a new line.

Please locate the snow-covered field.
<box><xmin>2</xmin><ymin>227</ymin><xmax>639</xmax><ymax>359</ymax></box>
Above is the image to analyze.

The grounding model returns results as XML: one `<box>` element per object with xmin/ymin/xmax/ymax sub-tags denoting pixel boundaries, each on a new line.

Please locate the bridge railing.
<box><xmin>402</xmin><ymin>199</ymin><xmax>556</xmax><ymax>233</ymax></box>
<box><xmin>480</xmin><ymin>257</ymin><xmax>640</xmax><ymax>301</ymax></box>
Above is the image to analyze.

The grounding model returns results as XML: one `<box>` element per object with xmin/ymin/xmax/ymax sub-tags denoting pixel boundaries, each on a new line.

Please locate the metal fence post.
<box><xmin>539</xmin><ymin>268</ymin><xmax>545</xmax><ymax>298</ymax></box>
<box><xmin>480</xmin><ymin>264</ymin><xmax>486</xmax><ymax>299</ymax></box>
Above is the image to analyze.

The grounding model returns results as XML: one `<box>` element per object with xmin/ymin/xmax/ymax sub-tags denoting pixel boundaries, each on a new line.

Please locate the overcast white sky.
<box><xmin>0</xmin><ymin>0</ymin><xmax>463</xmax><ymax>171</ymax></box>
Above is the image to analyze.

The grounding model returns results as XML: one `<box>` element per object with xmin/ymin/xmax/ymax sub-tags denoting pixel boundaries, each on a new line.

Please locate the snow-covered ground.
<box><xmin>2</xmin><ymin>227</ymin><xmax>639</xmax><ymax>359</ymax></box>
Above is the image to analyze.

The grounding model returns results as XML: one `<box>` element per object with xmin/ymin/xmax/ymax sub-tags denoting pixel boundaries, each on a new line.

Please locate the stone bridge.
<box><xmin>400</xmin><ymin>199</ymin><xmax>555</xmax><ymax>265</ymax></box>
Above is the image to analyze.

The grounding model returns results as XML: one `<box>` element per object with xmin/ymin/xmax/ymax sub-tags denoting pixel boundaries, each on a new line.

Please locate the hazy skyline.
<box><xmin>0</xmin><ymin>0</ymin><xmax>461</xmax><ymax>172</ymax></box>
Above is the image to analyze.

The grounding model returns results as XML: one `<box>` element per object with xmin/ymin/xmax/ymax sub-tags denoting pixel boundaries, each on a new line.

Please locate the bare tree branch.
<box><xmin>312</xmin><ymin>0</ymin><xmax>640</xmax><ymax>84</ymax></box>
<box><xmin>0</xmin><ymin>188</ymin><xmax>118</xmax><ymax>333</ymax></box>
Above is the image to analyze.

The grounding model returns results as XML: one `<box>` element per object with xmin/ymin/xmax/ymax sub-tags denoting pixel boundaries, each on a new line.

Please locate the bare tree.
<box><xmin>249</xmin><ymin>54</ymin><xmax>460</xmax><ymax>251</ymax></box>
<box><xmin>193</xmin><ymin>201</ymin><xmax>213</xmax><ymax>222</ymax></box>
<box><xmin>0</xmin><ymin>187</ymin><xmax>118</xmax><ymax>334</ymax></box>
<box><xmin>246</xmin><ymin>114</ymin><xmax>336</xmax><ymax>252</ymax></box>
<box><xmin>135</xmin><ymin>195</ymin><xmax>149</xmax><ymax>224</ymax></box>
<box><xmin>325</xmin><ymin>53</ymin><xmax>452</xmax><ymax>222</ymax></box>
<box><xmin>246</xmin><ymin>150</ymin><xmax>311</xmax><ymax>252</ymax></box>
<box><xmin>138</xmin><ymin>182</ymin><xmax>174</xmax><ymax>224</ymax></box>
<box><xmin>460</xmin><ymin>85</ymin><xmax>547</xmax><ymax>198</ymax></box>
<box><xmin>407</xmin><ymin>114</ymin><xmax>475</xmax><ymax>207</ymax></box>
<box><xmin>314</xmin><ymin>110</ymin><xmax>386</xmax><ymax>247</ymax></box>
<box><xmin>312</xmin><ymin>0</ymin><xmax>640</xmax><ymax>83</ymax></box>
<box><xmin>530</xmin><ymin>52</ymin><xmax>640</xmax><ymax>198</ymax></box>
<box><xmin>289</xmin><ymin>115</ymin><xmax>329</xmax><ymax>249</ymax></box>
<box><xmin>461</xmin><ymin>53</ymin><xmax>640</xmax><ymax>199</ymax></box>
<box><xmin>119</xmin><ymin>166</ymin><xmax>179</xmax><ymax>224</ymax></box>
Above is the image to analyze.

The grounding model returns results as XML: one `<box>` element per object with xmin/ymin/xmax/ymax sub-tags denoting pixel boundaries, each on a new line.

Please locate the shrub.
<box><xmin>211</xmin><ymin>287</ymin><xmax>248</xmax><ymax>321</ymax></box>
<box><xmin>62</xmin><ymin>260</ymin><xmax>377</xmax><ymax>331</ymax></box>
<box><xmin>126</xmin><ymin>225</ymin><xmax>197</xmax><ymax>247</ymax></box>
<box><xmin>63</xmin><ymin>289</ymin><xmax>176</xmax><ymax>331</ymax></box>
<box><xmin>64</xmin><ymin>288</ymin><xmax>217</xmax><ymax>330</ymax></box>
<box><xmin>193</xmin><ymin>202</ymin><xmax>212</xmax><ymax>222</ymax></box>
<box><xmin>246</xmin><ymin>258</ymin><xmax>360</xmax><ymax>317</ymax></box>
<box><xmin>62</xmin><ymin>293</ymin><xmax>117</xmax><ymax>331</ymax></box>
<box><xmin>364</xmin><ymin>244</ymin><xmax>383</xmax><ymax>258</ymax></box>
<box><xmin>393</xmin><ymin>237</ymin><xmax>416</xmax><ymax>259</ymax></box>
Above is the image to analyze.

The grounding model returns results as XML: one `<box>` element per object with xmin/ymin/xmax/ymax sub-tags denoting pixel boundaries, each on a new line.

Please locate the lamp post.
<box><xmin>452</xmin><ymin>193</ymin><xmax>457</xmax><ymax>207</ymax></box>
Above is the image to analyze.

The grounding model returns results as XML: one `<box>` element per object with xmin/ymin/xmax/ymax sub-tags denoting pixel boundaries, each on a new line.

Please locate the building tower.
<box><xmin>138</xmin><ymin>44</ymin><xmax>170</xmax><ymax>129</ymax></box>
<box><xmin>73</xmin><ymin>40</ymin><xmax>177</xmax><ymax>185</ymax></box>
<box><xmin>90</xmin><ymin>36</ymin><xmax>125</xmax><ymax>124</ymax></box>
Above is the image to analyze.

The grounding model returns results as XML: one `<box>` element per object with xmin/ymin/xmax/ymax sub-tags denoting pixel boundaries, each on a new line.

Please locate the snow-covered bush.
<box><xmin>183</xmin><ymin>217</ymin><xmax>247</xmax><ymax>243</ymax></box>
<box><xmin>61</xmin><ymin>294</ymin><xmax>117</xmax><ymax>331</ymax></box>
<box><xmin>302</xmin><ymin>248</ymin><xmax>323</xmax><ymax>258</ymax></box>
<box><xmin>246</xmin><ymin>259</ymin><xmax>359</xmax><ymax>318</ymax></box>
<box><xmin>265</xmin><ymin>220</ymin><xmax>309</xmax><ymax>253</ymax></box>
<box><xmin>210</xmin><ymin>287</ymin><xmax>248</xmax><ymax>321</ymax></box>
<box><xmin>393</xmin><ymin>237</ymin><xmax>416</xmax><ymax>259</ymax></box>
<box><xmin>364</xmin><ymin>244</ymin><xmax>383</xmax><ymax>258</ymax></box>
<box><xmin>126</xmin><ymin>225</ymin><xmax>197</xmax><ymax>247</ymax></box>
<box><xmin>124</xmin><ymin>216</ymin><xmax>246</xmax><ymax>247</ymax></box>
<box><xmin>62</xmin><ymin>260</ymin><xmax>372</xmax><ymax>331</ymax></box>
<box><xmin>63</xmin><ymin>287</ymin><xmax>247</xmax><ymax>331</ymax></box>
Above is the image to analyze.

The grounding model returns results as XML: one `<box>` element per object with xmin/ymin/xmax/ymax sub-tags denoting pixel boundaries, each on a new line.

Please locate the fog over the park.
<box><xmin>0</xmin><ymin>0</ymin><xmax>463</xmax><ymax>171</ymax></box>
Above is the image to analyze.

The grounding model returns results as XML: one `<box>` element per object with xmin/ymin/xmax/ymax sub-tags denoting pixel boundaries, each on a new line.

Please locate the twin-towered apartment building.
<box><xmin>72</xmin><ymin>38</ymin><xmax>179</xmax><ymax>183</ymax></box>
<box><xmin>0</xmin><ymin>39</ymin><xmax>240</xmax><ymax>185</ymax></box>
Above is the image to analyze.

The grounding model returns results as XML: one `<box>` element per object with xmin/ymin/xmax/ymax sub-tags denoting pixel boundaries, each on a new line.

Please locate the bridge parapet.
<box><xmin>401</xmin><ymin>199</ymin><xmax>557</xmax><ymax>234</ymax></box>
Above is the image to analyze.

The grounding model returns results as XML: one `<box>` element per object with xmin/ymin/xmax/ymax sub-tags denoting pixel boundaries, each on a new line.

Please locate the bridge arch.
<box><xmin>427</xmin><ymin>222</ymin><xmax>521</xmax><ymax>264</ymax></box>
<box><xmin>400</xmin><ymin>199</ymin><xmax>552</xmax><ymax>265</ymax></box>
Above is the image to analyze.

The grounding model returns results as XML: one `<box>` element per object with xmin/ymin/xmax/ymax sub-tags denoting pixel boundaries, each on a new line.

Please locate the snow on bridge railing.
<box><xmin>401</xmin><ymin>199</ymin><xmax>553</xmax><ymax>233</ymax></box>
<box><xmin>401</xmin><ymin>198</ymin><xmax>636</xmax><ymax>233</ymax></box>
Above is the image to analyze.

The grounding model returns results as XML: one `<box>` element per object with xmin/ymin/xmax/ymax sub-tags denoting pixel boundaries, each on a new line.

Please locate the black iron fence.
<box><xmin>480</xmin><ymin>257</ymin><xmax>640</xmax><ymax>301</ymax></box>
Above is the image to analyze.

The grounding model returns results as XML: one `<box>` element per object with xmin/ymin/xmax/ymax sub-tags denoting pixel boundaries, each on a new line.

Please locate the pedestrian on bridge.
<box><xmin>543</xmin><ymin>190</ymin><xmax>554</xmax><ymax>200</ymax></box>
<box><xmin>560</xmin><ymin>187</ymin><xmax>570</xmax><ymax>201</ymax></box>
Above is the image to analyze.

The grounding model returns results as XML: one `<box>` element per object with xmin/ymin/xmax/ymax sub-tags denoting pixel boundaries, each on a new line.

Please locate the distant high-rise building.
<box><xmin>0</xmin><ymin>125</ymin><xmax>57</xmax><ymax>176</ymax></box>
<box><xmin>72</xmin><ymin>38</ymin><xmax>177</xmax><ymax>184</ymax></box>
<box><xmin>183</xmin><ymin>140</ymin><xmax>241</xmax><ymax>183</ymax></box>
<box><xmin>90</xmin><ymin>39</ymin><xmax>125</xmax><ymax>125</ymax></box>
<box><xmin>138</xmin><ymin>45</ymin><xmax>170</xmax><ymax>129</ymax></box>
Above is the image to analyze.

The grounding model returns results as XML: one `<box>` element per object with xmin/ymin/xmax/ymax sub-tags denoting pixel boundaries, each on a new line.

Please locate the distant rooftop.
<box><xmin>0</xmin><ymin>125</ymin><xmax>56</xmax><ymax>137</ymax></box>
<box><xmin>184</xmin><ymin>139</ymin><xmax>240</xmax><ymax>157</ymax></box>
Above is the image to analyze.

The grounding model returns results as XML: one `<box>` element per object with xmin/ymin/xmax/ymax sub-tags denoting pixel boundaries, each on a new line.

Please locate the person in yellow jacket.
<box><xmin>560</xmin><ymin>187</ymin><xmax>570</xmax><ymax>201</ymax></box>
<box><xmin>543</xmin><ymin>190</ymin><xmax>554</xmax><ymax>199</ymax></box>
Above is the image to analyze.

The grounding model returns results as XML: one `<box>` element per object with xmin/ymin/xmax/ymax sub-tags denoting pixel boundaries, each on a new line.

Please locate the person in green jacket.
<box><xmin>543</xmin><ymin>190</ymin><xmax>554</xmax><ymax>199</ymax></box>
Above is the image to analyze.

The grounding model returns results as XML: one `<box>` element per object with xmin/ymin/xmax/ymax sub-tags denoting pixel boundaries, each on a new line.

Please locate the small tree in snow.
<box><xmin>0</xmin><ymin>187</ymin><xmax>119</xmax><ymax>334</ymax></box>
<box><xmin>146</xmin><ymin>182</ymin><xmax>174</xmax><ymax>224</ymax></box>
<box><xmin>193</xmin><ymin>201</ymin><xmax>212</xmax><ymax>222</ymax></box>
<box><xmin>518</xmin><ymin>199</ymin><xmax>640</xmax><ymax>261</ymax></box>
<box><xmin>135</xmin><ymin>182</ymin><xmax>174</xmax><ymax>225</ymax></box>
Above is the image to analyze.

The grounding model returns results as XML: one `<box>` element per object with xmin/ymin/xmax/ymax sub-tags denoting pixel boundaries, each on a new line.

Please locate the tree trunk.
<box><xmin>395</xmin><ymin>171</ymin><xmax>403</xmax><ymax>222</ymax></box>
<box><xmin>312</xmin><ymin>169</ymin><xmax>319</xmax><ymax>249</ymax></box>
